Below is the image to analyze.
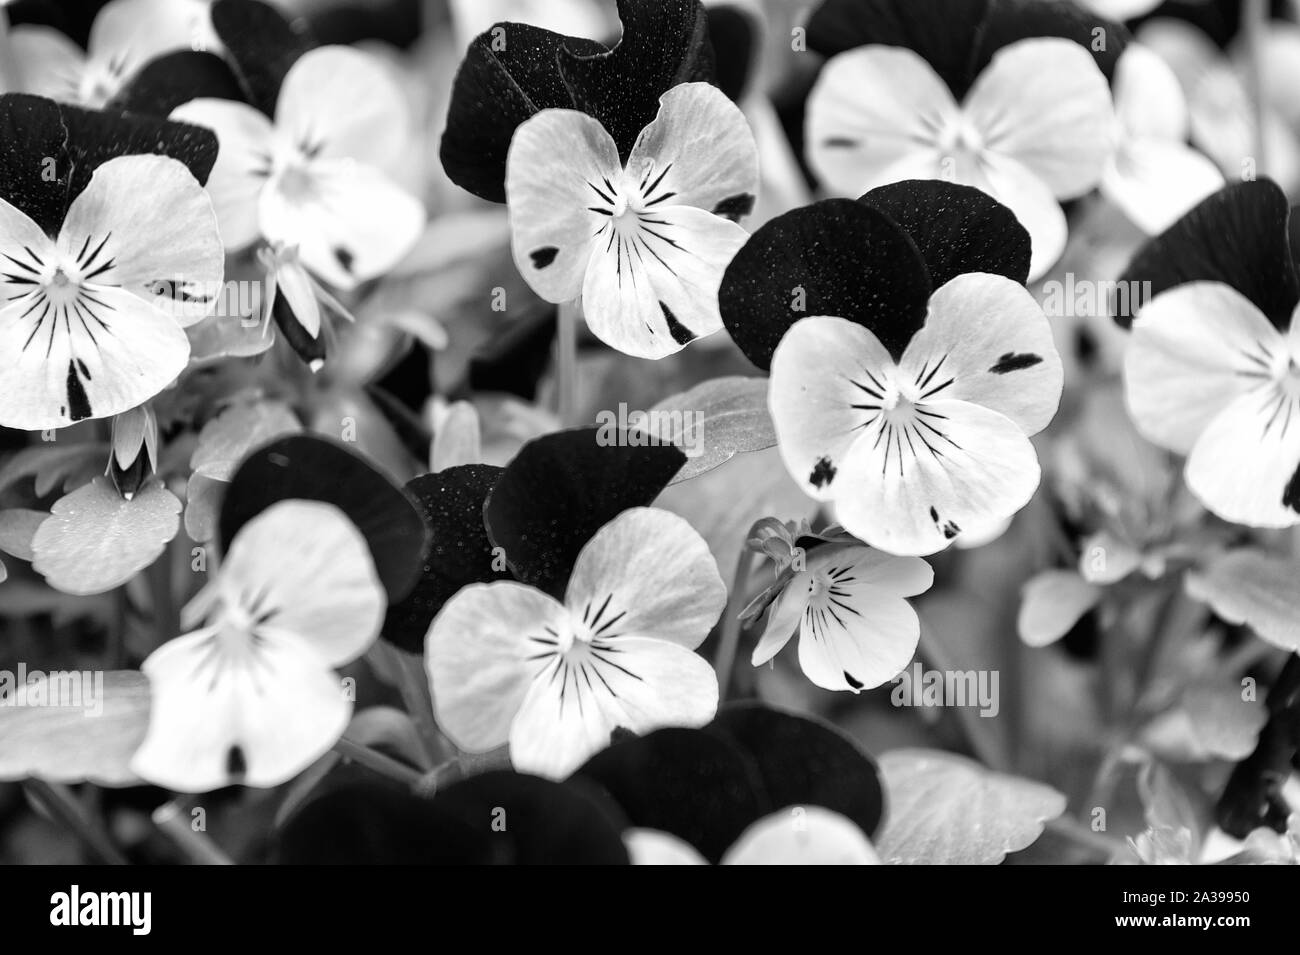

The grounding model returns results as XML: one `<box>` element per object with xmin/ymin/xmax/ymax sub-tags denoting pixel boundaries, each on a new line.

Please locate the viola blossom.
<box><xmin>1100</xmin><ymin>44</ymin><xmax>1222</xmax><ymax>236</ymax></box>
<box><xmin>9</xmin><ymin>0</ymin><xmax>214</xmax><ymax>107</ymax></box>
<box><xmin>750</xmin><ymin>542</ymin><xmax>933</xmax><ymax>692</ymax></box>
<box><xmin>1120</xmin><ymin>179</ymin><xmax>1300</xmax><ymax>528</ymax></box>
<box><xmin>806</xmin><ymin>37</ymin><xmax>1116</xmax><ymax>281</ymax></box>
<box><xmin>505</xmin><ymin>82</ymin><xmax>759</xmax><ymax>359</ymax></box>
<box><xmin>427</xmin><ymin>507</ymin><xmax>726</xmax><ymax>779</ymax></box>
<box><xmin>0</xmin><ymin>97</ymin><xmax>223</xmax><ymax>431</ymax></box>
<box><xmin>171</xmin><ymin>45</ymin><xmax>426</xmax><ymax>361</ymax></box>
<box><xmin>131</xmin><ymin>500</ymin><xmax>386</xmax><ymax>792</ymax></box>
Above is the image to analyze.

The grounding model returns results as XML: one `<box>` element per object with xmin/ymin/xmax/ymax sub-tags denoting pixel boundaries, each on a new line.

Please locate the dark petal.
<box><xmin>483</xmin><ymin>427</ymin><xmax>685</xmax><ymax>597</ymax></box>
<box><xmin>806</xmin><ymin>0</ymin><xmax>991</xmax><ymax>99</ymax></box>
<box><xmin>275</xmin><ymin>774</ymin><xmax>629</xmax><ymax>864</ymax></box>
<box><xmin>219</xmin><ymin>435</ymin><xmax>428</xmax><ymax>602</ymax></box>
<box><xmin>60</xmin><ymin>101</ymin><xmax>220</xmax><ymax>192</ymax></box>
<box><xmin>719</xmin><ymin>198</ymin><xmax>932</xmax><ymax>369</ymax></box>
<box><xmin>0</xmin><ymin>94</ymin><xmax>69</xmax><ymax>237</ymax></box>
<box><xmin>381</xmin><ymin>465</ymin><xmax>513</xmax><ymax>653</ymax></box>
<box><xmin>467</xmin><ymin>304</ymin><xmax>558</xmax><ymax>401</ymax></box>
<box><xmin>108</xmin><ymin>51</ymin><xmax>246</xmax><ymax>118</ymax></box>
<box><xmin>1116</xmin><ymin>178</ymin><xmax>1299</xmax><ymax>329</ymax></box>
<box><xmin>707</xmin><ymin>702</ymin><xmax>886</xmax><ymax>839</ymax></box>
<box><xmin>210</xmin><ymin>0</ymin><xmax>316</xmax><ymax>118</ymax></box>
<box><xmin>860</xmin><ymin>179</ymin><xmax>1031</xmax><ymax>289</ymax></box>
<box><xmin>570</xmin><ymin>727</ymin><xmax>768</xmax><ymax>863</ymax></box>
<box><xmin>269</xmin><ymin>282</ymin><xmax>327</xmax><ymax>367</ymax></box>
<box><xmin>705</xmin><ymin>3</ymin><xmax>758</xmax><ymax>102</ymax></box>
<box><xmin>559</xmin><ymin>0</ymin><xmax>716</xmax><ymax>162</ymax></box>
<box><xmin>439</xmin><ymin>23</ymin><xmax>607</xmax><ymax>203</ymax></box>
<box><xmin>972</xmin><ymin>0</ymin><xmax>1129</xmax><ymax>87</ymax></box>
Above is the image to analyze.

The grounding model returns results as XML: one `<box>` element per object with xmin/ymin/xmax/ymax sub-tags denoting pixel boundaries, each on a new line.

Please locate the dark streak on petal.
<box><xmin>822</xmin><ymin>137</ymin><xmax>859</xmax><ymax>148</ymax></box>
<box><xmin>810</xmin><ymin>456</ymin><xmax>837</xmax><ymax>488</ymax></box>
<box><xmin>530</xmin><ymin>246</ymin><xmax>560</xmax><ymax>269</ymax></box>
<box><xmin>712</xmin><ymin>192</ymin><xmax>755</xmax><ymax>221</ymax></box>
<box><xmin>989</xmin><ymin>351</ymin><xmax>1042</xmax><ymax>374</ymax></box>
<box><xmin>65</xmin><ymin>359</ymin><xmax>92</xmax><ymax>422</ymax></box>
<box><xmin>843</xmin><ymin>670</ymin><xmax>864</xmax><ymax>690</ymax></box>
<box><xmin>334</xmin><ymin>247</ymin><xmax>354</xmax><ymax>274</ymax></box>
<box><xmin>226</xmin><ymin>743</ymin><xmax>247</xmax><ymax>779</ymax></box>
<box><xmin>661</xmin><ymin>301</ymin><xmax>694</xmax><ymax>345</ymax></box>
<box><xmin>929</xmin><ymin>505</ymin><xmax>959</xmax><ymax>539</ymax></box>
<box><xmin>1283</xmin><ymin>464</ymin><xmax>1300</xmax><ymax>513</ymax></box>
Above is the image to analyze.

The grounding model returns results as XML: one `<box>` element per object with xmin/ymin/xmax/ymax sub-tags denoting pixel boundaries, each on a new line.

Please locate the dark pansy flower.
<box><xmin>803</xmin><ymin>0</ymin><xmax>1126</xmax><ymax>279</ymax></box>
<box><xmin>0</xmin><ymin>93</ymin><xmax>223</xmax><ymax>431</ymax></box>
<box><xmin>720</xmin><ymin>180</ymin><xmax>1062</xmax><ymax>556</ymax></box>
<box><xmin>1119</xmin><ymin>178</ymin><xmax>1300</xmax><ymax>528</ymax></box>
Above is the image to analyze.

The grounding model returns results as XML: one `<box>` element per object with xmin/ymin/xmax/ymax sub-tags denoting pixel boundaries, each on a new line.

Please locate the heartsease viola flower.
<box><xmin>8</xmin><ymin>0</ymin><xmax>215</xmax><ymax>108</ymax></box>
<box><xmin>0</xmin><ymin>93</ymin><xmax>223</xmax><ymax>431</ymax></box>
<box><xmin>1119</xmin><ymin>179</ymin><xmax>1300</xmax><ymax>528</ymax></box>
<box><xmin>803</xmin><ymin>0</ymin><xmax>1123</xmax><ymax>280</ymax></box>
<box><xmin>427</xmin><ymin>507</ymin><xmax>726</xmax><ymax>779</ymax></box>
<box><xmin>131</xmin><ymin>499</ymin><xmax>386</xmax><ymax>792</ymax></box>
<box><xmin>506</xmin><ymin>82</ymin><xmax>759</xmax><ymax>358</ymax></box>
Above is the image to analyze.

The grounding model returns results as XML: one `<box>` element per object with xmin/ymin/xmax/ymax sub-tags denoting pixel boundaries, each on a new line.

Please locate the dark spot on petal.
<box><xmin>930</xmin><ymin>505</ymin><xmax>960</xmax><ymax>539</ymax></box>
<box><xmin>334</xmin><ymin>247</ymin><xmax>354</xmax><ymax>273</ymax></box>
<box><xmin>843</xmin><ymin>671</ymin><xmax>864</xmax><ymax>690</ymax></box>
<box><xmin>661</xmin><ymin>302</ymin><xmax>694</xmax><ymax>345</ymax></box>
<box><xmin>929</xmin><ymin>506</ymin><xmax>939</xmax><ymax>522</ymax></box>
<box><xmin>1283</xmin><ymin>464</ymin><xmax>1300</xmax><ymax>513</ymax></box>
<box><xmin>76</xmin><ymin>359</ymin><xmax>91</xmax><ymax>380</ymax></box>
<box><xmin>810</xmin><ymin>456</ymin><xmax>837</xmax><ymax>488</ymax></box>
<box><xmin>65</xmin><ymin>359</ymin><xmax>92</xmax><ymax>422</ymax></box>
<box><xmin>823</xmin><ymin>137</ymin><xmax>859</xmax><ymax>148</ymax></box>
<box><xmin>530</xmin><ymin>246</ymin><xmax>559</xmax><ymax>269</ymax></box>
<box><xmin>989</xmin><ymin>352</ymin><xmax>1042</xmax><ymax>374</ymax></box>
<box><xmin>712</xmin><ymin>192</ymin><xmax>755</xmax><ymax>221</ymax></box>
<box><xmin>226</xmin><ymin>744</ymin><xmax>247</xmax><ymax>779</ymax></box>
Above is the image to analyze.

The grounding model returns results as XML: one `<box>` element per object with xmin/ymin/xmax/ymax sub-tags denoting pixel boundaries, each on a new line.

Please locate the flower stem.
<box><xmin>152</xmin><ymin>800</ymin><xmax>234</xmax><ymax>865</ymax></box>
<box><xmin>715</xmin><ymin>548</ymin><xmax>757</xmax><ymax>703</ymax></box>
<box><xmin>25</xmin><ymin>779</ymin><xmax>129</xmax><ymax>865</ymax></box>
<box><xmin>555</xmin><ymin>300</ymin><xmax>581</xmax><ymax>427</ymax></box>
<box><xmin>332</xmin><ymin>736</ymin><xmax>423</xmax><ymax>788</ymax></box>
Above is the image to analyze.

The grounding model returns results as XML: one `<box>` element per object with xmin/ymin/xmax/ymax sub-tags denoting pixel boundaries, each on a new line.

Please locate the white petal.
<box><xmin>1017</xmin><ymin>570</ymin><xmax>1102</xmax><ymax>648</ymax></box>
<box><xmin>170</xmin><ymin>98</ymin><xmax>276</xmax><ymax>251</ymax></box>
<box><xmin>274</xmin><ymin>255</ymin><xmax>322</xmax><ymax>338</ymax></box>
<box><xmin>835</xmin><ymin>399</ymin><xmax>1042</xmax><ymax>557</ymax></box>
<box><xmin>970</xmin><ymin>152</ymin><xmax>1069</xmax><ymax>282</ymax></box>
<box><xmin>426</xmin><ymin>582</ymin><xmax>569</xmax><ymax>753</ymax></box>
<box><xmin>965</xmin><ymin>38</ymin><xmax>1117</xmax><ymax>199</ymax></box>
<box><xmin>260</xmin><ymin>157</ymin><xmax>426</xmax><ymax>289</ymax></box>
<box><xmin>210</xmin><ymin>500</ymin><xmax>385</xmax><ymax>666</ymax></box>
<box><xmin>1186</xmin><ymin>388</ymin><xmax>1300</xmax><ymax>528</ymax></box>
<box><xmin>60</xmin><ymin>154</ymin><xmax>224</xmax><ymax>326</ymax></box>
<box><xmin>8</xmin><ymin>27</ymin><xmax>86</xmax><ymax>101</ymax></box>
<box><xmin>899</xmin><ymin>273</ymin><xmax>1063</xmax><ymax>435</ymax></box>
<box><xmin>131</xmin><ymin>625</ymin><xmax>352</xmax><ymax>792</ymax></box>
<box><xmin>580</xmin><ymin>205</ymin><xmax>746</xmax><ymax>358</ymax></box>
<box><xmin>1101</xmin><ymin>139</ymin><xmax>1224</xmax><ymax>236</ymax></box>
<box><xmin>624</xmin><ymin>82</ymin><xmax>759</xmax><ymax>214</ymax></box>
<box><xmin>769</xmin><ymin>315</ymin><xmax>898</xmax><ymax>501</ymax></box>
<box><xmin>722</xmin><ymin>806</ymin><xmax>881</xmax><ymax>865</ymax></box>
<box><xmin>805</xmin><ymin>45</ymin><xmax>954</xmax><ymax>196</ymax></box>
<box><xmin>1114</xmin><ymin>44</ymin><xmax>1189</xmax><ymax>143</ymax></box>
<box><xmin>275</xmin><ymin>46</ymin><xmax>411</xmax><ymax>169</ymax></box>
<box><xmin>625</xmin><ymin>828</ymin><xmax>708</xmax><ymax>865</ymax></box>
<box><xmin>0</xmin><ymin>196</ymin><xmax>57</xmax><ymax>305</ymax></box>
<box><xmin>88</xmin><ymin>0</ymin><xmax>210</xmax><ymax>65</ymax></box>
<box><xmin>505</xmin><ymin>108</ymin><xmax>622</xmax><ymax>303</ymax></box>
<box><xmin>0</xmin><ymin>286</ymin><xmax>189</xmax><ymax>430</ymax></box>
<box><xmin>565</xmin><ymin>507</ymin><xmax>726</xmax><ymax>650</ymax></box>
<box><xmin>1123</xmin><ymin>282</ymin><xmax>1285</xmax><ymax>454</ymax></box>
<box><xmin>508</xmin><ymin>635</ymin><xmax>719</xmax><ymax>778</ymax></box>
<box><xmin>751</xmin><ymin>580</ymin><xmax>805</xmax><ymax>666</ymax></box>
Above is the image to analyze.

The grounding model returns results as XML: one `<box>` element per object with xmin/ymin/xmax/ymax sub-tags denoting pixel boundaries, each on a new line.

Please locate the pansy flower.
<box><xmin>170</xmin><ymin>2</ymin><xmax>426</xmax><ymax>365</ymax></box>
<box><xmin>0</xmin><ymin>93</ymin><xmax>223</xmax><ymax>431</ymax></box>
<box><xmin>720</xmin><ymin>180</ymin><xmax>1063</xmax><ymax>556</ymax></box>
<box><xmin>803</xmin><ymin>0</ymin><xmax>1125</xmax><ymax>280</ymax></box>
<box><xmin>1100</xmin><ymin>44</ymin><xmax>1222</xmax><ymax>236</ymax></box>
<box><xmin>131</xmin><ymin>499</ymin><xmax>385</xmax><ymax>792</ymax></box>
<box><xmin>506</xmin><ymin>82</ymin><xmax>759</xmax><ymax>358</ymax></box>
<box><xmin>8</xmin><ymin>0</ymin><xmax>215</xmax><ymax>108</ymax></box>
<box><xmin>1118</xmin><ymin>179</ymin><xmax>1300</xmax><ymax>528</ymax></box>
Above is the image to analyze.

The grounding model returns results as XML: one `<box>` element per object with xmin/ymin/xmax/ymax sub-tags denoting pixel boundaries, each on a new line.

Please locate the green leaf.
<box><xmin>647</xmin><ymin>377</ymin><xmax>776</xmax><ymax>484</ymax></box>
<box><xmin>0</xmin><ymin>443</ymin><xmax>107</xmax><ymax>498</ymax></box>
<box><xmin>876</xmin><ymin>749</ymin><xmax>1066</xmax><ymax>864</ymax></box>
<box><xmin>0</xmin><ymin>508</ymin><xmax>46</xmax><ymax>561</ymax></box>
<box><xmin>1185</xmin><ymin>549</ymin><xmax>1300</xmax><ymax>651</ymax></box>
<box><xmin>32</xmin><ymin>478</ymin><xmax>181</xmax><ymax>596</ymax></box>
<box><xmin>1017</xmin><ymin>569</ymin><xmax>1101</xmax><ymax>648</ymax></box>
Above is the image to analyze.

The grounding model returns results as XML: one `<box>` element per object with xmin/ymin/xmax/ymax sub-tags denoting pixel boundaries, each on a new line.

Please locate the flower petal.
<box><xmin>624</xmin><ymin>82</ymin><xmax>759</xmax><ymax>218</ymax></box>
<box><xmin>581</xmin><ymin>204</ymin><xmax>746</xmax><ymax>358</ymax></box>
<box><xmin>131</xmin><ymin>625</ymin><xmax>352</xmax><ymax>792</ymax></box>
<box><xmin>60</xmin><ymin>154</ymin><xmax>224</xmax><ymax>326</ymax></box>
<box><xmin>722</xmin><ymin>806</ymin><xmax>882</xmax><ymax>865</ymax></box>
<box><xmin>170</xmin><ymin>97</ymin><xmax>276</xmax><ymax>251</ymax></box>
<box><xmin>8</xmin><ymin>27</ymin><xmax>86</xmax><ymax>102</ymax></box>
<box><xmin>898</xmin><ymin>273</ymin><xmax>1064</xmax><ymax>435</ymax></box>
<box><xmin>806</xmin><ymin>46</ymin><xmax>955</xmax><ymax>197</ymax></box>
<box><xmin>1102</xmin><ymin>138</ymin><xmax>1224</xmax><ymax>237</ymax></box>
<box><xmin>969</xmin><ymin>150</ymin><xmax>1069</xmax><ymax>282</ymax></box>
<box><xmin>1114</xmin><ymin>43</ymin><xmax>1188</xmax><ymax>143</ymax></box>
<box><xmin>769</xmin><ymin>315</ymin><xmax>898</xmax><ymax>502</ymax></box>
<box><xmin>505</xmin><ymin>108</ymin><xmax>621</xmax><ymax>304</ymax></box>
<box><xmin>965</xmin><ymin>38</ymin><xmax>1117</xmax><ymax>200</ymax></box>
<box><xmin>835</xmin><ymin>399</ymin><xmax>1043</xmax><ymax>556</ymax></box>
<box><xmin>1123</xmin><ymin>282</ymin><xmax>1284</xmax><ymax>454</ymax></box>
<box><xmin>427</xmin><ymin>582</ymin><xmax>569</xmax><ymax>753</ymax></box>
<box><xmin>625</xmin><ymin>828</ymin><xmax>708</xmax><ymax>865</ymax></box>
<box><xmin>564</xmin><ymin>507</ymin><xmax>726</xmax><ymax>650</ymax></box>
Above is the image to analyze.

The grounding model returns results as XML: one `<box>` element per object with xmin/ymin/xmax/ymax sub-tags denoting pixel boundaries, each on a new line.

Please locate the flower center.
<box><xmin>277</xmin><ymin>164</ymin><xmax>318</xmax><ymax>204</ymax></box>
